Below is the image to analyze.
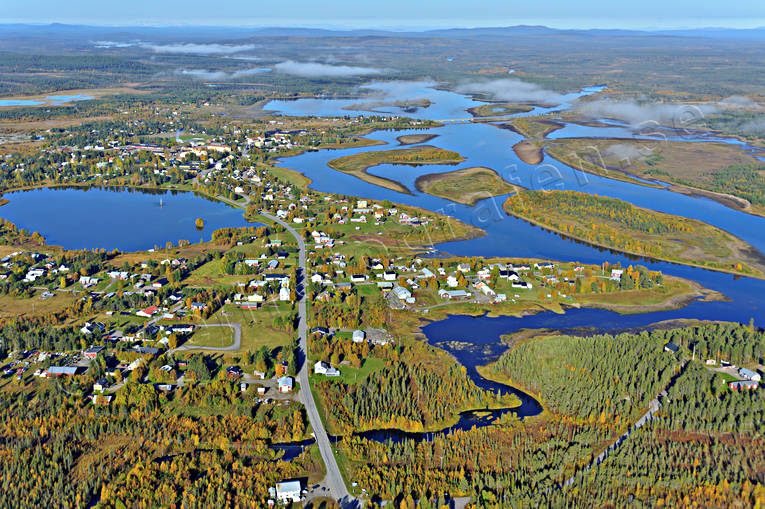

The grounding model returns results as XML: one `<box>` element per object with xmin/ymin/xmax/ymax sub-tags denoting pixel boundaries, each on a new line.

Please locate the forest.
<box><xmin>341</xmin><ymin>322</ymin><xmax>765</xmax><ymax>507</ymax></box>
<box><xmin>503</xmin><ymin>190</ymin><xmax>763</xmax><ymax>277</ymax></box>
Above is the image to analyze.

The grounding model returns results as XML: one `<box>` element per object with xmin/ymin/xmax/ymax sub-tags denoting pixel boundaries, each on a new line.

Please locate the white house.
<box><xmin>314</xmin><ymin>361</ymin><xmax>340</xmax><ymax>377</ymax></box>
<box><xmin>279</xmin><ymin>286</ymin><xmax>291</xmax><ymax>301</ymax></box>
<box><xmin>352</xmin><ymin>330</ymin><xmax>366</xmax><ymax>343</ymax></box>
<box><xmin>392</xmin><ymin>285</ymin><xmax>412</xmax><ymax>301</ymax></box>
<box><xmin>277</xmin><ymin>376</ymin><xmax>293</xmax><ymax>393</ymax></box>
<box><xmin>447</xmin><ymin>275</ymin><xmax>459</xmax><ymax>287</ymax></box>
<box><xmin>273</xmin><ymin>480</ymin><xmax>302</xmax><ymax>504</ymax></box>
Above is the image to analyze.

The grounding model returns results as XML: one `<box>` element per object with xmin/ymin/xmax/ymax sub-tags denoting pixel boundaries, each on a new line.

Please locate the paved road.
<box><xmin>167</xmin><ymin>323</ymin><xmax>242</xmax><ymax>354</ymax></box>
<box><xmin>260</xmin><ymin>210</ymin><xmax>357</xmax><ymax>507</ymax></box>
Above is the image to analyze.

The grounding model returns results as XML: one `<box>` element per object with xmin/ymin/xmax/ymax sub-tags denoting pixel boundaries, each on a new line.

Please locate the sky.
<box><xmin>2</xmin><ymin>0</ymin><xmax>764</xmax><ymax>29</ymax></box>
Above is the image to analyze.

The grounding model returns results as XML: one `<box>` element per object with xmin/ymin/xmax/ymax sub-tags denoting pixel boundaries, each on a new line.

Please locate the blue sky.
<box><xmin>2</xmin><ymin>0</ymin><xmax>764</xmax><ymax>29</ymax></box>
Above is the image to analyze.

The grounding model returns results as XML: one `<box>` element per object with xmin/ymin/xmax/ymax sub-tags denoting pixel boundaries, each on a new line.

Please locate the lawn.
<box><xmin>205</xmin><ymin>303</ymin><xmax>294</xmax><ymax>353</ymax></box>
<box><xmin>186</xmin><ymin>326</ymin><xmax>235</xmax><ymax>348</ymax></box>
<box><xmin>0</xmin><ymin>291</ymin><xmax>77</xmax><ymax>319</ymax></box>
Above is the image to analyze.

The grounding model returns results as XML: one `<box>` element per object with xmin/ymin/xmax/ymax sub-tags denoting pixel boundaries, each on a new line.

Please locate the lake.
<box><xmin>0</xmin><ymin>187</ymin><xmax>255</xmax><ymax>252</ymax></box>
<box><xmin>0</xmin><ymin>93</ymin><xmax>94</xmax><ymax>107</ymax></box>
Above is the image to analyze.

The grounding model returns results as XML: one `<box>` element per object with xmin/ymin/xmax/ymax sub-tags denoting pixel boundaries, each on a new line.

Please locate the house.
<box><xmin>352</xmin><ymin>330</ymin><xmax>366</xmax><ymax>343</ymax></box>
<box><xmin>739</xmin><ymin>367</ymin><xmax>761</xmax><ymax>382</ymax></box>
<box><xmin>46</xmin><ymin>366</ymin><xmax>78</xmax><ymax>377</ymax></box>
<box><xmin>664</xmin><ymin>342</ymin><xmax>679</xmax><ymax>353</ymax></box>
<box><xmin>24</xmin><ymin>269</ymin><xmax>46</xmax><ymax>282</ymax></box>
<box><xmin>392</xmin><ymin>286</ymin><xmax>412</xmax><ymax>301</ymax></box>
<box><xmin>438</xmin><ymin>289</ymin><xmax>470</xmax><ymax>300</ymax></box>
<box><xmin>730</xmin><ymin>380</ymin><xmax>758</xmax><ymax>390</ymax></box>
<box><xmin>350</xmin><ymin>274</ymin><xmax>367</xmax><ymax>283</ymax></box>
<box><xmin>93</xmin><ymin>378</ymin><xmax>110</xmax><ymax>392</ymax></box>
<box><xmin>611</xmin><ymin>269</ymin><xmax>624</xmax><ymax>281</ymax></box>
<box><xmin>457</xmin><ymin>263</ymin><xmax>471</xmax><ymax>273</ymax></box>
<box><xmin>152</xmin><ymin>278</ymin><xmax>168</xmax><ymax>288</ymax></box>
<box><xmin>253</xmin><ymin>370</ymin><xmax>266</xmax><ymax>380</ymax></box>
<box><xmin>447</xmin><ymin>275</ymin><xmax>459</xmax><ymax>287</ymax></box>
<box><xmin>420</xmin><ymin>268</ymin><xmax>436</xmax><ymax>279</ymax></box>
<box><xmin>474</xmin><ymin>282</ymin><xmax>496</xmax><ymax>296</ymax></box>
<box><xmin>83</xmin><ymin>346</ymin><xmax>105</xmax><ymax>359</ymax></box>
<box><xmin>511</xmin><ymin>281</ymin><xmax>533</xmax><ymax>290</ymax></box>
<box><xmin>279</xmin><ymin>286</ymin><xmax>291</xmax><ymax>301</ymax></box>
<box><xmin>383</xmin><ymin>271</ymin><xmax>397</xmax><ymax>281</ymax></box>
<box><xmin>166</xmin><ymin>324</ymin><xmax>195</xmax><ymax>334</ymax></box>
<box><xmin>134</xmin><ymin>346</ymin><xmax>161</xmax><ymax>357</ymax></box>
<box><xmin>499</xmin><ymin>270</ymin><xmax>520</xmax><ymax>281</ymax></box>
<box><xmin>136</xmin><ymin>305</ymin><xmax>159</xmax><ymax>318</ymax></box>
<box><xmin>272</xmin><ymin>480</ymin><xmax>302</xmax><ymax>504</ymax></box>
<box><xmin>80</xmin><ymin>276</ymin><xmax>98</xmax><ymax>287</ymax></box>
<box><xmin>277</xmin><ymin>376</ymin><xmax>293</xmax><ymax>393</ymax></box>
<box><xmin>314</xmin><ymin>361</ymin><xmax>340</xmax><ymax>377</ymax></box>
<box><xmin>311</xmin><ymin>326</ymin><xmax>330</xmax><ymax>336</ymax></box>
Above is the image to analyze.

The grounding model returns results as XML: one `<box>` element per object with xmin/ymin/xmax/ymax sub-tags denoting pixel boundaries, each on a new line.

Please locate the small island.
<box><xmin>327</xmin><ymin>145</ymin><xmax>466</xmax><ymax>194</ymax></box>
<box><xmin>415</xmin><ymin>167</ymin><xmax>518</xmax><ymax>205</ymax></box>
<box><xmin>542</xmin><ymin>137</ymin><xmax>765</xmax><ymax>216</ymax></box>
<box><xmin>467</xmin><ymin>102</ymin><xmax>534</xmax><ymax>117</ymax></box>
<box><xmin>397</xmin><ymin>133</ymin><xmax>439</xmax><ymax>145</ymax></box>
<box><xmin>503</xmin><ymin>190</ymin><xmax>765</xmax><ymax>278</ymax></box>
<box><xmin>512</xmin><ymin>140</ymin><xmax>544</xmax><ymax>165</ymax></box>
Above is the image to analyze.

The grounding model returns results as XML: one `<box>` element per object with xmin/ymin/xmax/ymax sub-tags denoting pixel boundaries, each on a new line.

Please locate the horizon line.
<box><xmin>3</xmin><ymin>21</ymin><xmax>765</xmax><ymax>32</ymax></box>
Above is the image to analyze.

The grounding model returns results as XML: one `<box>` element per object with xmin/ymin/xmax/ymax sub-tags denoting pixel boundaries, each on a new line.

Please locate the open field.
<box><xmin>327</xmin><ymin>145</ymin><xmax>465</xmax><ymax>194</ymax></box>
<box><xmin>0</xmin><ymin>290</ymin><xmax>78</xmax><ymax>318</ymax></box>
<box><xmin>186</xmin><ymin>325</ymin><xmax>235</xmax><ymax>348</ymax></box>
<box><xmin>542</xmin><ymin>137</ymin><xmax>765</xmax><ymax>216</ymax></box>
<box><xmin>207</xmin><ymin>303</ymin><xmax>294</xmax><ymax>353</ymax></box>
<box><xmin>414</xmin><ymin>166</ymin><xmax>517</xmax><ymax>205</ymax></box>
<box><xmin>504</xmin><ymin>190</ymin><xmax>765</xmax><ymax>278</ymax></box>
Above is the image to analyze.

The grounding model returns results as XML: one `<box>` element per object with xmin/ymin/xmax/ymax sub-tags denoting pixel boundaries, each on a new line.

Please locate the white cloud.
<box><xmin>142</xmin><ymin>43</ymin><xmax>257</xmax><ymax>55</ymax></box>
<box><xmin>574</xmin><ymin>99</ymin><xmax>717</xmax><ymax>128</ymax></box>
<box><xmin>273</xmin><ymin>60</ymin><xmax>383</xmax><ymax>78</ymax></box>
<box><xmin>456</xmin><ymin>79</ymin><xmax>566</xmax><ymax>104</ymax></box>
<box><xmin>178</xmin><ymin>68</ymin><xmax>271</xmax><ymax>81</ymax></box>
<box><xmin>93</xmin><ymin>40</ymin><xmax>257</xmax><ymax>55</ymax></box>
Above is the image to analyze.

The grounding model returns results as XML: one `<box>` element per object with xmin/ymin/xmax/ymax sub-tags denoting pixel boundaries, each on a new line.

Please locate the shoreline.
<box><xmin>541</xmin><ymin>138</ymin><xmax>765</xmax><ymax>219</ymax></box>
<box><xmin>326</xmin><ymin>145</ymin><xmax>466</xmax><ymax>195</ymax></box>
<box><xmin>414</xmin><ymin>166</ymin><xmax>518</xmax><ymax>206</ymax></box>
<box><xmin>502</xmin><ymin>200</ymin><xmax>765</xmax><ymax>280</ymax></box>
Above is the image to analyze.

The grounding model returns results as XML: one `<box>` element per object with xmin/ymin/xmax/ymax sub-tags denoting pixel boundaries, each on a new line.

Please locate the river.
<box><xmin>263</xmin><ymin>81</ymin><xmax>765</xmax><ymax>438</ymax></box>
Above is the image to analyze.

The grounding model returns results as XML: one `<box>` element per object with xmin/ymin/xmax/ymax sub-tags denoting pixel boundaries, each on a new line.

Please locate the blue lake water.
<box><xmin>0</xmin><ymin>187</ymin><xmax>254</xmax><ymax>252</ymax></box>
<box><xmin>0</xmin><ymin>94</ymin><xmax>93</xmax><ymax>107</ymax></box>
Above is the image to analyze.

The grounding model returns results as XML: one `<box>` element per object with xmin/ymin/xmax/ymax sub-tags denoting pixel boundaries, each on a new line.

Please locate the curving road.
<box><xmin>260</xmin><ymin>211</ymin><xmax>357</xmax><ymax>507</ymax></box>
